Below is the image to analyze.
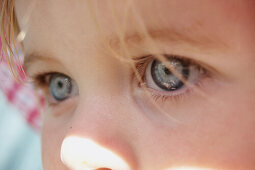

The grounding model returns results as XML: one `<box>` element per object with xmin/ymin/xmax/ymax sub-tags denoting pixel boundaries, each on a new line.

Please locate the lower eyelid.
<box><xmin>145</xmin><ymin>84</ymin><xmax>189</xmax><ymax>96</ymax></box>
<box><xmin>47</xmin><ymin>97</ymin><xmax>79</xmax><ymax>116</ymax></box>
<box><xmin>46</xmin><ymin>95</ymin><xmax>78</xmax><ymax>108</ymax></box>
<box><xmin>138</xmin><ymin>73</ymin><xmax>211</xmax><ymax>104</ymax></box>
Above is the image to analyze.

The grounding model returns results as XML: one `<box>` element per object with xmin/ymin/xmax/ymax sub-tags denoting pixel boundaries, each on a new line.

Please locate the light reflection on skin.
<box><xmin>60</xmin><ymin>136</ymin><xmax>131</xmax><ymax>170</ymax></box>
<box><xmin>61</xmin><ymin>136</ymin><xmax>215</xmax><ymax>170</ymax></box>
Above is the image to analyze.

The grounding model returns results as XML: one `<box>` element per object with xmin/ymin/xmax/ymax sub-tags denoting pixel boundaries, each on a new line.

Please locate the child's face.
<box><xmin>15</xmin><ymin>0</ymin><xmax>255</xmax><ymax>169</ymax></box>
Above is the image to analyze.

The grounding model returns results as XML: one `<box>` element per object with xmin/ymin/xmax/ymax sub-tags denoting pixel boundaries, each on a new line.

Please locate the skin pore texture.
<box><xmin>14</xmin><ymin>0</ymin><xmax>255</xmax><ymax>169</ymax></box>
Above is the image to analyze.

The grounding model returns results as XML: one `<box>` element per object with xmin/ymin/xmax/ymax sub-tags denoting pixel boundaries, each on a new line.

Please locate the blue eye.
<box><xmin>49</xmin><ymin>74</ymin><xmax>77</xmax><ymax>101</ymax></box>
<box><xmin>146</xmin><ymin>55</ymin><xmax>203</xmax><ymax>92</ymax></box>
<box><xmin>151</xmin><ymin>57</ymin><xmax>189</xmax><ymax>91</ymax></box>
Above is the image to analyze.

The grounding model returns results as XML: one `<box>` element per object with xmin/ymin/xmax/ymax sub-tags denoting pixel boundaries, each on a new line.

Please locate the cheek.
<box><xmin>41</xmin><ymin>111</ymin><xmax>69</xmax><ymax>170</ymax></box>
<box><xmin>197</xmin><ymin>95</ymin><xmax>255</xmax><ymax>168</ymax></box>
<box><xmin>138</xmin><ymin>83</ymin><xmax>255</xmax><ymax>169</ymax></box>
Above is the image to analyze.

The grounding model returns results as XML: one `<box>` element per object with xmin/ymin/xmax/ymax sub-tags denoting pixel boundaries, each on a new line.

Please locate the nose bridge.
<box><xmin>71</xmin><ymin>94</ymin><xmax>131</xmax><ymax>136</ymax></box>
<box><xmin>61</xmin><ymin>94</ymin><xmax>137</xmax><ymax>170</ymax></box>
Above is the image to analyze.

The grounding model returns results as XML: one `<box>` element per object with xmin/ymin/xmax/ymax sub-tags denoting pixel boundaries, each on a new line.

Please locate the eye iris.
<box><xmin>151</xmin><ymin>58</ymin><xmax>189</xmax><ymax>91</ymax></box>
<box><xmin>49</xmin><ymin>75</ymin><xmax>72</xmax><ymax>101</ymax></box>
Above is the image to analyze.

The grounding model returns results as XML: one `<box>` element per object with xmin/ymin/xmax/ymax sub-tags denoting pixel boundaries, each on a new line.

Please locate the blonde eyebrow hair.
<box><xmin>24</xmin><ymin>54</ymin><xmax>55</xmax><ymax>69</ymax></box>
<box><xmin>24</xmin><ymin>53</ymin><xmax>63</xmax><ymax>75</ymax></box>
<box><xmin>108</xmin><ymin>27</ymin><xmax>229</xmax><ymax>52</ymax></box>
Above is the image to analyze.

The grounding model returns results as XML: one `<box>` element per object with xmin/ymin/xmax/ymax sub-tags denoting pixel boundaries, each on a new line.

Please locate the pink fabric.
<box><xmin>0</xmin><ymin>42</ymin><xmax>43</xmax><ymax>131</ymax></box>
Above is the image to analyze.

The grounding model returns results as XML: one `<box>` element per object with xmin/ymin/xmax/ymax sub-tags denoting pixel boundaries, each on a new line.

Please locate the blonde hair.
<box><xmin>1</xmin><ymin>0</ymin><xmax>25</xmax><ymax>82</ymax></box>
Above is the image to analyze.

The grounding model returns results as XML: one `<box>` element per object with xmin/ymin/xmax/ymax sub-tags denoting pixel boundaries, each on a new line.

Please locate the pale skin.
<box><xmin>14</xmin><ymin>0</ymin><xmax>255</xmax><ymax>169</ymax></box>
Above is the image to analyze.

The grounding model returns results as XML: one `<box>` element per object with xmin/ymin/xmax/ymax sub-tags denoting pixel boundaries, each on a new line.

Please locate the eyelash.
<box><xmin>133</xmin><ymin>55</ymin><xmax>209</xmax><ymax>103</ymax></box>
<box><xmin>31</xmin><ymin>72</ymin><xmax>66</xmax><ymax>105</ymax></box>
<box><xmin>31</xmin><ymin>55</ymin><xmax>209</xmax><ymax>105</ymax></box>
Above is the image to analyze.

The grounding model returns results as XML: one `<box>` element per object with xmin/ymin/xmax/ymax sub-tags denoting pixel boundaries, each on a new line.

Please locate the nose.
<box><xmin>61</xmin><ymin>136</ymin><xmax>131</xmax><ymax>170</ymax></box>
<box><xmin>60</xmin><ymin>95</ymin><xmax>136</xmax><ymax>170</ymax></box>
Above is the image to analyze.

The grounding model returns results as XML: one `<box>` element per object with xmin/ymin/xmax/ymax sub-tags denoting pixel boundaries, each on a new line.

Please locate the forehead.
<box><xmin>14</xmin><ymin>0</ymin><xmax>255</xmax><ymax>60</ymax></box>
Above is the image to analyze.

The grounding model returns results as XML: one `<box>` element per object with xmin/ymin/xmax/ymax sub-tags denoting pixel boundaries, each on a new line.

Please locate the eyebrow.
<box><xmin>24</xmin><ymin>27</ymin><xmax>228</xmax><ymax>72</ymax></box>
<box><xmin>24</xmin><ymin>54</ymin><xmax>61</xmax><ymax>73</ymax></box>
<box><xmin>108</xmin><ymin>27</ymin><xmax>229</xmax><ymax>52</ymax></box>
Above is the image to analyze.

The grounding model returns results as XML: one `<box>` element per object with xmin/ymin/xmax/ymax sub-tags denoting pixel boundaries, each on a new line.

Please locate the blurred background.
<box><xmin>0</xmin><ymin>43</ymin><xmax>43</xmax><ymax>170</ymax></box>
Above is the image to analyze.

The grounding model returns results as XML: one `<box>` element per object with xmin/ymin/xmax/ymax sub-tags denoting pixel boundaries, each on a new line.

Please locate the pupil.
<box><xmin>57</xmin><ymin>81</ymin><xmax>63</xmax><ymax>88</ymax></box>
<box><xmin>151</xmin><ymin>58</ymin><xmax>190</xmax><ymax>91</ymax></box>
<box><xmin>164</xmin><ymin>67</ymin><xmax>171</xmax><ymax>75</ymax></box>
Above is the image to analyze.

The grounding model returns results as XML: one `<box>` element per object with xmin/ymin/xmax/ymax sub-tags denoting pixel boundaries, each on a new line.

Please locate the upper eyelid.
<box><xmin>139</xmin><ymin>54</ymin><xmax>218</xmax><ymax>77</ymax></box>
<box><xmin>31</xmin><ymin>72</ymin><xmax>69</xmax><ymax>90</ymax></box>
<box><xmin>30</xmin><ymin>54</ymin><xmax>213</xmax><ymax>89</ymax></box>
<box><xmin>133</xmin><ymin>54</ymin><xmax>204</xmax><ymax>71</ymax></box>
<box><xmin>24</xmin><ymin>53</ymin><xmax>73</xmax><ymax>79</ymax></box>
<box><xmin>24</xmin><ymin>54</ymin><xmax>57</xmax><ymax>75</ymax></box>
<box><xmin>134</xmin><ymin>54</ymin><xmax>210</xmax><ymax>87</ymax></box>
